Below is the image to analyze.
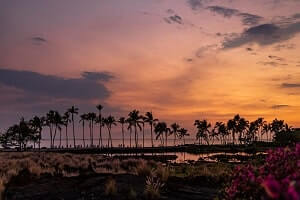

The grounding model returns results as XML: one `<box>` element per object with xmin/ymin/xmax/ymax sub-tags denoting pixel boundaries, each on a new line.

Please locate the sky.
<box><xmin>1</xmin><ymin>0</ymin><xmax>300</xmax><ymax>136</ymax></box>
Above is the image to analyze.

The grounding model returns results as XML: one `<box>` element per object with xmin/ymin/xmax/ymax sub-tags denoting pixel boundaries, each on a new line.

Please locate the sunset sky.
<box><xmin>1</xmin><ymin>0</ymin><xmax>300</xmax><ymax>134</ymax></box>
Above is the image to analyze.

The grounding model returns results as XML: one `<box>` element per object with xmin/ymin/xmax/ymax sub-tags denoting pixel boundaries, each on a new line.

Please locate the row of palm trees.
<box><xmin>0</xmin><ymin>105</ymin><xmax>190</xmax><ymax>150</ymax></box>
<box><xmin>194</xmin><ymin>115</ymin><xmax>293</xmax><ymax>145</ymax></box>
<box><xmin>0</xmin><ymin>104</ymin><xmax>293</xmax><ymax>150</ymax></box>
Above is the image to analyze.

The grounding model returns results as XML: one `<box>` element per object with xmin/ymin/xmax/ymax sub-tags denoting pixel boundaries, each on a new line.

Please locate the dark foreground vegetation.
<box><xmin>1</xmin><ymin>152</ymin><xmax>231</xmax><ymax>200</ymax></box>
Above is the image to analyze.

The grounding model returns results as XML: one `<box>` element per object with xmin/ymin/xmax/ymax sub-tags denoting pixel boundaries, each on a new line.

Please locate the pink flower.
<box><xmin>261</xmin><ymin>176</ymin><xmax>281</xmax><ymax>199</ymax></box>
<box><xmin>286</xmin><ymin>185</ymin><xmax>300</xmax><ymax>200</ymax></box>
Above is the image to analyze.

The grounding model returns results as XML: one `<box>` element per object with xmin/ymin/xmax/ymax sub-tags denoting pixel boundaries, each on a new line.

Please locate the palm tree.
<box><xmin>255</xmin><ymin>117</ymin><xmax>266</xmax><ymax>141</ymax></box>
<box><xmin>52</xmin><ymin>111</ymin><xmax>62</xmax><ymax>147</ymax></box>
<box><xmin>46</xmin><ymin>110</ymin><xmax>56</xmax><ymax>148</ymax></box>
<box><xmin>29</xmin><ymin>116</ymin><xmax>45</xmax><ymax>151</ymax></box>
<box><xmin>213</xmin><ymin>122</ymin><xmax>227</xmax><ymax>145</ymax></box>
<box><xmin>144</xmin><ymin>112</ymin><xmax>158</xmax><ymax>147</ymax></box>
<box><xmin>68</xmin><ymin>106</ymin><xmax>79</xmax><ymax>148</ymax></box>
<box><xmin>227</xmin><ymin>115</ymin><xmax>240</xmax><ymax>145</ymax></box>
<box><xmin>178</xmin><ymin>128</ymin><xmax>189</xmax><ymax>145</ymax></box>
<box><xmin>237</xmin><ymin>117</ymin><xmax>249</xmax><ymax>144</ymax></box>
<box><xmin>263</xmin><ymin>122</ymin><xmax>271</xmax><ymax>142</ymax></box>
<box><xmin>126</xmin><ymin>118</ymin><xmax>133</xmax><ymax>148</ymax></box>
<box><xmin>170</xmin><ymin>123</ymin><xmax>180</xmax><ymax>146</ymax></box>
<box><xmin>103</xmin><ymin>115</ymin><xmax>117</xmax><ymax>148</ymax></box>
<box><xmin>118</xmin><ymin>117</ymin><xmax>126</xmax><ymax>148</ymax></box>
<box><xmin>154</xmin><ymin>122</ymin><xmax>169</xmax><ymax>147</ymax></box>
<box><xmin>79</xmin><ymin>113</ymin><xmax>88</xmax><ymax>147</ymax></box>
<box><xmin>194</xmin><ymin>120</ymin><xmax>211</xmax><ymax>145</ymax></box>
<box><xmin>141</xmin><ymin>116</ymin><xmax>146</xmax><ymax>148</ymax></box>
<box><xmin>87</xmin><ymin>112</ymin><xmax>97</xmax><ymax>147</ymax></box>
<box><xmin>18</xmin><ymin>118</ymin><xmax>36</xmax><ymax>150</ymax></box>
<box><xmin>128</xmin><ymin>110</ymin><xmax>143</xmax><ymax>148</ymax></box>
<box><xmin>96</xmin><ymin>104</ymin><xmax>104</xmax><ymax>147</ymax></box>
<box><xmin>62</xmin><ymin>111</ymin><xmax>71</xmax><ymax>148</ymax></box>
<box><xmin>58</xmin><ymin>123</ymin><xmax>63</xmax><ymax>148</ymax></box>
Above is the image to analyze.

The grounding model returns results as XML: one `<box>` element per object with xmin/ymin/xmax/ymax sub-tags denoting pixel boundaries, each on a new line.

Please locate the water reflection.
<box><xmin>110</xmin><ymin>151</ymin><xmax>267</xmax><ymax>163</ymax></box>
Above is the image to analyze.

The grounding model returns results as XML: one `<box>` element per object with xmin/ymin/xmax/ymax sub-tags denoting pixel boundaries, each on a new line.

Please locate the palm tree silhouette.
<box><xmin>128</xmin><ymin>110</ymin><xmax>143</xmax><ymax>148</ymax></box>
<box><xmin>29</xmin><ymin>116</ymin><xmax>45</xmax><ymax>151</ymax></box>
<box><xmin>126</xmin><ymin>118</ymin><xmax>133</xmax><ymax>148</ymax></box>
<box><xmin>154</xmin><ymin>122</ymin><xmax>169</xmax><ymax>147</ymax></box>
<box><xmin>263</xmin><ymin>122</ymin><xmax>271</xmax><ymax>142</ymax></box>
<box><xmin>79</xmin><ymin>113</ymin><xmax>88</xmax><ymax>147</ymax></box>
<box><xmin>255</xmin><ymin>117</ymin><xmax>266</xmax><ymax>141</ymax></box>
<box><xmin>170</xmin><ymin>123</ymin><xmax>180</xmax><ymax>146</ymax></box>
<box><xmin>118</xmin><ymin>117</ymin><xmax>126</xmax><ymax>148</ymax></box>
<box><xmin>19</xmin><ymin>118</ymin><xmax>34</xmax><ymax>150</ymax></box>
<box><xmin>141</xmin><ymin>116</ymin><xmax>146</xmax><ymax>148</ymax></box>
<box><xmin>238</xmin><ymin>117</ymin><xmax>249</xmax><ymax>144</ymax></box>
<box><xmin>87</xmin><ymin>112</ymin><xmax>97</xmax><ymax>147</ymax></box>
<box><xmin>52</xmin><ymin>111</ymin><xmax>62</xmax><ymax>147</ymax></box>
<box><xmin>46</xmin><ymin>110</ymin><xmax>56</xmax><ymax>148</ymax></box>
<box><xmin>248</xmin><ymin>121</ymin><xmax>259</xmax><ymax>143</ymax></box>
<box><xmin>67</xmin><ymin>106</ymin><xmax>79</xmax><ymax>148</ymax></box>
<box><xmin>96</xmin><ymin>104</ymin><xmax>104</xmax><ymax>147</ymax></box>
<box><xmin>210</xmin><ymin>124</ymin><xmax>220</xmax><ymax>145</ymax></box>
<box><xmin>227</xmin><ymin>115</ymin><xmax>239</xmax><ymax>145</ymax></box>
<box><xmin>62</xmin><ymin>111</ymin><xmax>71</xmax><ymax>148</ymax></box>
<box><xmin>194</xmin><ymin>119</ymin><xmax>211</xmax><ymax>145</ymax></box>
<box><xmin>178</xmin><ymin>128</ymin><xmax>189</xmax><ymax>145</ymax></box>
<box><xmin>144</xmin><ymin>112</ymin><xmax>158</xmax><ymax>147</ymax></box>
<box><xmin>103</xmin><ymin>115</ymin><xmax>117</xmax><ymax>148</ymax></box>
<box><xmin>58</xmin><ymin>123</ymin><xmax>63</xmax><ymax>148</ymax></box>
<box><xmin>213</xmin><ymin>122</ymin><xmax>227</xmax><ymax>144</ymax></box>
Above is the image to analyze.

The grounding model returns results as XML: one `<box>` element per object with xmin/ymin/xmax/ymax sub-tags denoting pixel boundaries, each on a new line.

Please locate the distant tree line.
<box><xmin>0</xmin><ymin>104</ymin><xmax>296</xmax><ymax>151</ymax></box>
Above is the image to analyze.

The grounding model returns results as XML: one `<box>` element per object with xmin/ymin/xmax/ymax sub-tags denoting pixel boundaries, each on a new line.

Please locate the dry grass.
<box><xmin>0</xmin><ymin>152</ymin><xmax>162</xmax><ymax>198</ymax></box>
<box><xmin>155</xmin><ymin>165</ymin><xmax>169</xmax><ymax>182</ymax></box>
<box><xmin>135</xmin><ymin>159</ymin><xmax>153</xmax><ymax>177</ymax></box>
<box><xmin>144</xmin><ymin>176</ymin><xmax>164</xmax><ymax>200</ymax></box>
<box><xmin>169</xmin><ymin>162</ymin><xmax>233</xmax><ymax>180</ymax></box>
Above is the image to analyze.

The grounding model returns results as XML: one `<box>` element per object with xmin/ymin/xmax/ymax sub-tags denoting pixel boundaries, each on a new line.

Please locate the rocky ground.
<box><xmin>5</xmin><ymin>172</ymin><xmax>219</xmax><ymax>200</ymax></box>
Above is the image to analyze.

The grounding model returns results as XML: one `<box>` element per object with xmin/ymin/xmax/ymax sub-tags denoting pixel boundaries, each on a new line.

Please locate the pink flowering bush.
<box><xmin>222</xmin><ymin>143</ymin><xmax>300</xmax><ymax>199</ymax></box>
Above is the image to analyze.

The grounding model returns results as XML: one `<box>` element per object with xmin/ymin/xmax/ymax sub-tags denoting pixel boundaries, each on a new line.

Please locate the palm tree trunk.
<box><xmin>82</xmin><ymin>122</ymin><xmax>85</xmax><ymax>147</ymax></box>
<box><xmin>38</xmin><ymin>131</ymin><xmax>41</xmax><ymax>151</ymax></box>
<box><xmin>59</xmin><ymin>129</ymin><xmax>62</xmax><ymax>147</ymax></box>
<box><xmin>107</xmin><ymin>126</ymin><xmax>113</xmax><ymax>148</ymax></box>
<box><xmin>129</xmin><ymin>129</ymin><xmax>132</xmax><ymax>148</ymax></box>
<box><xmin>89</xmin><ymin>121</ymin><xmax>92</xmax><ymax>147</ymax></box>
<box><xmin>150</xmin><ymin>124</ymin><xmax>154</xmax><ymax>147</ymax></box>
<box><xmin>122</xmin><ymin>125</ymin><xmax>124</xmax><ymax>148</ymax></box>
<box><xmin>99</xmin><ymin>120</ymin><xmax>102</xmax><ymax>147</ymax></box>
<box><xmin>91</xmin><ymin>120</ymin><xmax>94</xmax><ymax>146</ymax></box>
<box><xmin>65</xmin><ymin>125</ymin><xmax>68</xmax><ymax>148</ymax></box>
<box><xmin>174</xmin><ymin>134</ymin><xmax>176</xmax><ymax>146</ymax></box>
<box><xmin>53</xmin><ymin>125</ymin><xmax>57</xmax><ymax>147</ymax></box>
<box><xmin>72</xmin><ymin>115</ymin><xmax>76</xmax><ymax>148</ymax></box>
<box><xmin>165</xmin><ymin>132</ymin><xmax>168</xmax><ymax>147</ymax></box>
<box><xmin>142</xmin><ymin>124</ymin><xmax>145</xmax><ymax>148</ymax></box>
<box><xmin>98</xmin><ymin>111</ymin><xmax>102</xmax><ymax>148</ymax></box>
<box><xmin>107</xmin><ymin>127</ymin><xmax>110</xmax><ymax>148</ymax></box>
<box><xmin>110</xmin><ymin>128</ymin><xmax>113</xmax><ymax>148</ymax></box>
<box><xmin>49</xmin><ymin>126</ymin><xmax>53</xmax><ymax>148</ymax></box>
<box><xmin>135</xmin><ymin>125</ymin><xmax>137</xmax><ymax>148</ymax></box>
